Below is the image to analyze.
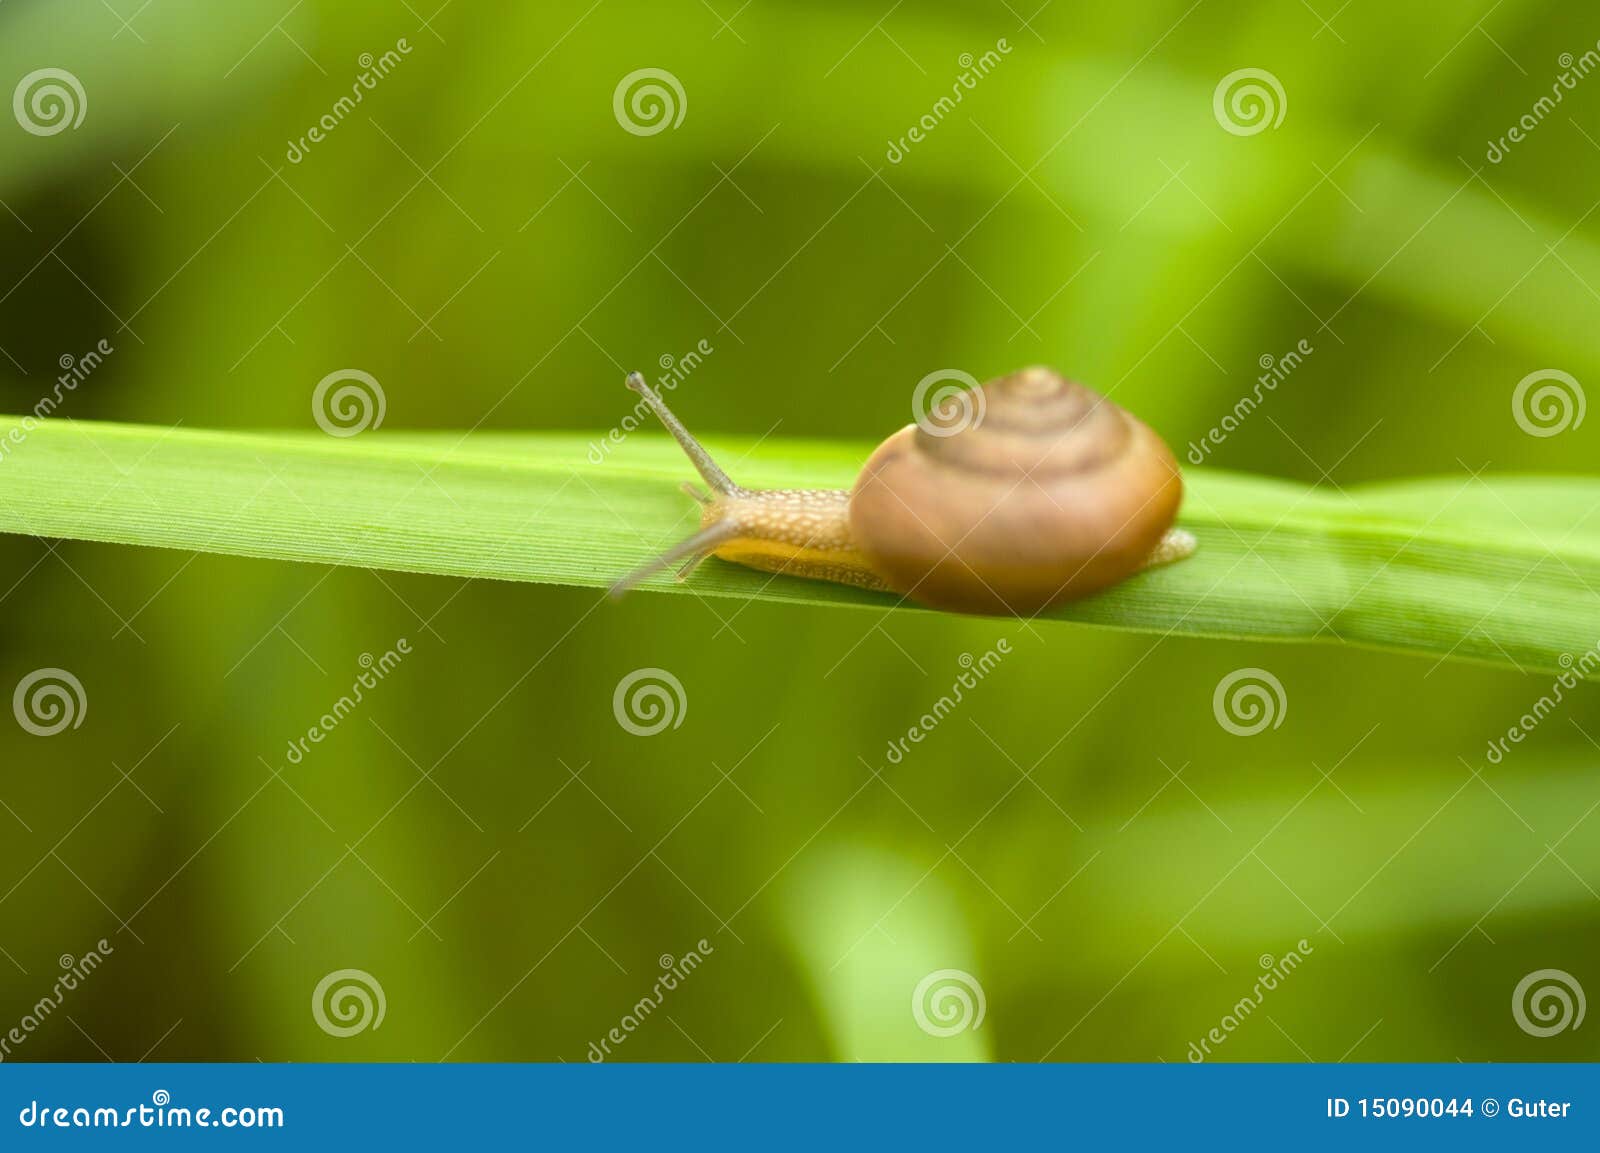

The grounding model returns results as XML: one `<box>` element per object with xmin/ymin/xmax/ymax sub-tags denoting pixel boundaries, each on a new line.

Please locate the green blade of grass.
<box><xmin>0</xmin><ymin>415</ymin><xmax>1595</xmax><ymax>674</ymax></box>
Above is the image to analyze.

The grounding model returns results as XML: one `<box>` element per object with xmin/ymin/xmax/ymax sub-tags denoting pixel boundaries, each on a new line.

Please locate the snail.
<box><xmin>611</xmin><ymin>366</ymin><xmax>1195</xmax><ymax>616</ymax></box>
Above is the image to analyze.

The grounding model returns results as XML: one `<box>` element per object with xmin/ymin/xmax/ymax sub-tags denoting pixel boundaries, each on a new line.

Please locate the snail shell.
<box><xmin>612</xmin><ymin>366</ymin><xmax>1190</xmax><ymax>617</ymax></box>
<box><xmin>849</xmin><ymin>367</ymin><xmax>1183</xmax><ymax>614</ymax></box>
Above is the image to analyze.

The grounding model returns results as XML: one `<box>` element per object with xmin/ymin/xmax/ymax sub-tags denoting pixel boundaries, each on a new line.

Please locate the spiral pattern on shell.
<box><xmin>909</xmin><ymin>366</ymin><xmax>1140</xmax><ymax>475</ymax></box>
<box><xmin>312</xmin><ymin>968</ymin><xmax>387</xmax><ymax>1037</ymax></box>
<box><xmin>850</xmin><ymin>366</ymin><xmax>1185</xmax><ymax>614</ymax></box>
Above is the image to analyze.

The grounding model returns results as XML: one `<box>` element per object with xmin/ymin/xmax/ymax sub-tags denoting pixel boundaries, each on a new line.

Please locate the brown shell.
<box><xmin>847</xmin><ymin>366</ymin><xmax>1182</xmax><ymax>615</ymax></box>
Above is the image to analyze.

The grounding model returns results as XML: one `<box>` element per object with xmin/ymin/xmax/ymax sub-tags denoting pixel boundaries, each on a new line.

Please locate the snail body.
<box><xmin>612</xmin><ymin>367</ymin><xmax>1194</xmax><ymax>616</ymax></box>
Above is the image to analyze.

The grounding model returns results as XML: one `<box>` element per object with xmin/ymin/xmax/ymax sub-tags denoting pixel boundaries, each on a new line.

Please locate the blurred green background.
<box><xmin>1</xmin><ymin>0</ymin><xmax>1598</xmax><ymax>1062</ymax></box>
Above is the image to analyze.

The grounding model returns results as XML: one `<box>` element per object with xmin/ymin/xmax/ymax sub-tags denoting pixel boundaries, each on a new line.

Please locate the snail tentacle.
<box><xmin>625</xmin><ymin>372</ymin><xmax>738</xmax><ymax>495</ymax></box>
<box><xmin>610</xmin><ymin>520</ymin><xmax>742</xmax><ymax>598</ymax></box>
<box><xmin>612</xmin><ymin>373</ymin><xmax>882</xmax><ymax>596</ymax></box>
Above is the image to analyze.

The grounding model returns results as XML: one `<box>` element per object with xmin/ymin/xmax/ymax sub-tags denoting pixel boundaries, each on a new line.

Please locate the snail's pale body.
<box><xmin>695</xmin><ymin>487</ymin><xmax>890</xmax><ymax>592</ymax></box>
<box><xmin>613</xmin><ymin>367</ymin><xmax>1195</xmax><ymax>616</ymax></box>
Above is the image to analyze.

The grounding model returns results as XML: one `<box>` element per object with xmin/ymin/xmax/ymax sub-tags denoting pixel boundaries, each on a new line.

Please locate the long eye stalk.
<box><xmin>624</xmin><ymin>372</ymin><xmax>738</xmax><ymax>495</ymax></box>
<box><xmin>609</xmin><ymin>371</ymin><xmax>742</xmax><ymax>599</ymax></box>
